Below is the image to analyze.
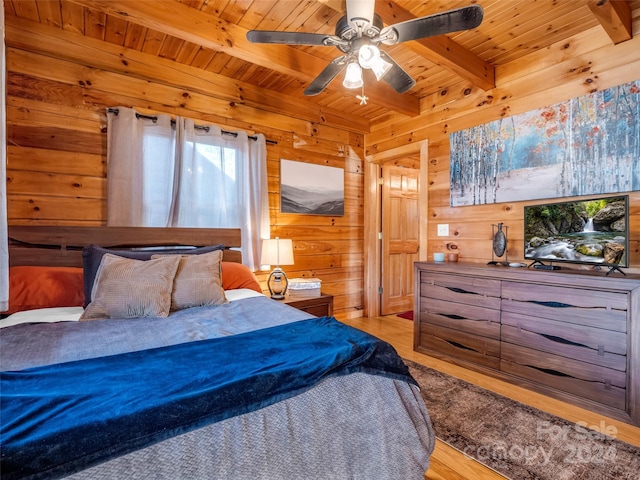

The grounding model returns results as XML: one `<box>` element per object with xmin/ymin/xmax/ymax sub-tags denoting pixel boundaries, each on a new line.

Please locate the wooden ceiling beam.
<box><xmin>373</xmin><ymin>1</ymin><xmax>496</xmax><ymax>91</ymax></box>
<box><xmin>4</xmin><ymin>15</ymin><xmax>370</xmax><ymax>133</ymax></box>
<box><xmin>67</xmin><ymin>0</ymin><xmax>420</xmax><ymax>116</ymax></box>
<box><xmin>587</xmin><ymin>0</ymin><xmax>632</xmax><ymax>44</ymax></box>
<box><xmin>320</xmin><ymin>0</ymin><xmax>495</xmax><ymax>91</ymax></box>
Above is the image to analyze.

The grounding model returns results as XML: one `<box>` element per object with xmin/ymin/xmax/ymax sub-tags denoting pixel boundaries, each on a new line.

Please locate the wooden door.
<box><xmin>380</xmin><ymin>165</ymin><xmax>420</xmax><ymax>315</ymax></box>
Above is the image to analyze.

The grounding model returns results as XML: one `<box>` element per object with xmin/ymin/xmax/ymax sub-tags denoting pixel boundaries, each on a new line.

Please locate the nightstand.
<box><xmin>279</xmin><ymin>293</ymin><xmax>334</xmax><ymax>317</ymax></box>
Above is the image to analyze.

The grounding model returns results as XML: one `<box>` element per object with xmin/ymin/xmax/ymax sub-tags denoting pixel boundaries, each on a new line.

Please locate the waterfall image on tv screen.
<box><xmin>524</xmin><ymin>195</ymin><xmax>628</xmax><ymax>268</ymax></box>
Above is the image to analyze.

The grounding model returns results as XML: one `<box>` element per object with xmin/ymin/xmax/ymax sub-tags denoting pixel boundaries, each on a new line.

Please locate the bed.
<box><xmin>1</xmin><ymin>226</ymin><xmax>435</xmax><ymax>480</ymax></box>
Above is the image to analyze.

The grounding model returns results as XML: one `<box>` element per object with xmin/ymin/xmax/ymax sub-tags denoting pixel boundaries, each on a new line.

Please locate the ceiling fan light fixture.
<box><xmin>357</xmin><ymin>44</ymin><xmax>379</xmax><ymax>69</ymax></box>
<box><xmin>358</xmin><ymin>44</ymin><xmax>392</xmax><ymax>81</ymax></box>
<box><xmin>343</xmin><ymin>61</ymin><xmax>364</xmax><ymax>89</ymax></box>
<box><xmin>370</xmin><ymin>55</ymin><xmax>392</xmax><ymax>81</ymax></box>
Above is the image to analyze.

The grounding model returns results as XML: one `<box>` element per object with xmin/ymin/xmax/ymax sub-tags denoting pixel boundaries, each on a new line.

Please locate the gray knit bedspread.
<box><xmin>0</xmin><ymin>296</ymin><xmax>435</xmax><ymax>479</ymax></box>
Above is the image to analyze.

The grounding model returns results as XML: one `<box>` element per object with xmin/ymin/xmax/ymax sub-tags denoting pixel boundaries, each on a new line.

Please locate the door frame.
<box><xmin>363</xmin><ymin>140</ymin><xmax>429</xmax><ymax>317</ymax></box>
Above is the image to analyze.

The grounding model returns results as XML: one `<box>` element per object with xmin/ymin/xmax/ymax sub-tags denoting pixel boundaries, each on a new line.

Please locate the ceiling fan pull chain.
<box><xmin>357</xmin><ymin>85</ymin><xmax>368</xmax><ymax>106</ymax></box>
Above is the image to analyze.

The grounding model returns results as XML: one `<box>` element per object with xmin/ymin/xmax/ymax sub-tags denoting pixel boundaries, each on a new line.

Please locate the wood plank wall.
<box><xmin>3</xmin><ymin>15</ymin><xmax>366</xmax><ymax>319</ymax></box>
<box><xmin>369</xmin><ymin>17</ymin><xmax>640</xmax><ymax>275</ymax></box>
<box><xmin>4</xmin><ymin>10</ymin><xmax>640</xmax><ymax>325</ymax></box>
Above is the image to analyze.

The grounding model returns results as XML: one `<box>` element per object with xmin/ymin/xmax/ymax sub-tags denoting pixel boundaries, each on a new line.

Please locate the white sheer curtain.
<box><xmin>1</xmin><ymin>8</ymin><xmax>9</xmax><ymax>312</ymax></box>
<box><xmin>170</xmin><ymin>117</ymin><xmax>269</xmax><ymax>269</ymax></box>
<box><xmin>243</xmin><ymin>132</ymin><xmax>270</xmax><ymax>269</ymax></box>
<box><xmin>107</xmin><ymin>108</ymin><xmax>175</xmax><ymax>226</ymax></box>
<box><xmin>107</xmin><ymin>107</ymin><xmax>269</xmax><ymax>270</ymax></box>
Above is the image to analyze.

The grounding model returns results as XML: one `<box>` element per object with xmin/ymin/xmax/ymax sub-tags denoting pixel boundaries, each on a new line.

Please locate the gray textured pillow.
<box><xmin>152</xmin><ymin>250</ymin><xmax>227</xmax><ymax>311</ymax></box>
<box><xmin>80</xmin><ymin>254</ymin><xmax>181</xmax><ymax>320</ymax></box>
<box><xmin>81</xmin><ymin>244</ymin><xmax>225</xmax><ymax>307</ymax></box>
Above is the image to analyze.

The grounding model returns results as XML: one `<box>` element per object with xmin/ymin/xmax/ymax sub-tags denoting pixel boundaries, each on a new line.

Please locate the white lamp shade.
<box><xmin>370</xmin><ymin>55</ymin><xmax>392</xmax><ymax>80</ymax></box>
<box><xmin>358</xmin><ymin>45</ymin><xmax>379</xmax><ymax>69</ymax></box>
<box><xmin>358</xmin><ymin>45</ymin><xmax>392</xmax><ymax>81</ymax></box>
<box><xmin>261</xmin><ymin>238</ymin><xmax>294</xmax><ymax>267</ymax></box>
<box><xmin>343</xmin><ymin>62</ymin><xmax>363</xmax><ymax>89</ymax></box>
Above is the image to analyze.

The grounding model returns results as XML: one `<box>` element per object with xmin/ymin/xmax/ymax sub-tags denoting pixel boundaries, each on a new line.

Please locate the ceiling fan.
<box><xmin>246</xmin><ymin>0</ymin><xmax>484</xmax><ymax>97</ymax></box>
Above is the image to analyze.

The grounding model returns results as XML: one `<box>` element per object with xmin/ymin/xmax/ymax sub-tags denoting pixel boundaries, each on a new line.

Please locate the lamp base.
<box><xmin>267</xmin><ymin>268</ymin><xmax>288</xmax><ymax>300</ymax></box>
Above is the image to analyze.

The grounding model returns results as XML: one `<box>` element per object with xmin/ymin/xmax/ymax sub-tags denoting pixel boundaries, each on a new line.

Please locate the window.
<box><xmin>106</xmin><ymin>108</ymin><xmax>269</xmax><ymax>270</ymax></box>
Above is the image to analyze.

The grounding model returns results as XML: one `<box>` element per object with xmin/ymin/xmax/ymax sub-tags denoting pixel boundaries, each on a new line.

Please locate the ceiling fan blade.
<box><xmin>246</xmin><ymin>30</ymin><xmax>338</xmax><ymax>46</ymax></box>
<box><xmin>378</xmin><ymin>51</ymin><xmax>416</xmax><ymax>94</ymax></box>
<box><xmin>380</xmin><ymin>5</ymin><xmax>484</xmax><ymax>45</ymax></box>
<box><xmin>304</xmin><ymin>56</ymin><xmax>349</xmax><ymax>96</ymax></box>
<box><xmin>346</xmin><ymin>0</ymin><xmax>376</xmax><ymax>30</ymax></box>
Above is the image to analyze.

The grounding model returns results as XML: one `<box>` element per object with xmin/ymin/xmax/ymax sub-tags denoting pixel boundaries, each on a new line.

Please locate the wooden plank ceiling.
<box><xmin>3</xmin><ymin>0</ymin><xmax>637</xmax><ymax>130</ymax></box>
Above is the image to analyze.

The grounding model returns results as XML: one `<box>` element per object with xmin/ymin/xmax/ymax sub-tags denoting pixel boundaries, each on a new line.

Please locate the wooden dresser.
<box><xmin>414</xmin><ymin>262</ymin><xmax>640</xmax><ymax>425</ymax></box>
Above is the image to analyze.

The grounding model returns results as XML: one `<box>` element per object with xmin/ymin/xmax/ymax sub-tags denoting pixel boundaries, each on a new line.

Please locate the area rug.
<box><xmin>405</xmin><ymin>360</ymin><xmax>640</xmax><ymax>480</ymax></box>
<box><xmin>397</xmin><ymin>310</ymin><xmax>413</xmax><ymax>320</ymax></box>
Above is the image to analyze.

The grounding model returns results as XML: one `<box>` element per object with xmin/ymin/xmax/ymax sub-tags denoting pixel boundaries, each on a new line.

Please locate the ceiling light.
<box><xmin>343</xmin><ymin>61</ymin><xmax>364</xmax><ymax>89</ymax></box>
<box><xmin>369</xmin><ymin>55</ymin><xmax>392</xmax><ymax>81</ymax></box>
<box><xmin>357</xmin><ymin>45</ymin><xmax>378</xmax><ymax>68</ymax></box>
<box><xmin>358</xmin><ymin>45</ymin><xmax>392</xmax><ymax>81</ymax></box>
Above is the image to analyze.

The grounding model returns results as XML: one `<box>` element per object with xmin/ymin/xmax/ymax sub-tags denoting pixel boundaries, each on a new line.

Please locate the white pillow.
<box><xmin>0</xmin><ymin>307</ymin><xmax>84</xmax><ymax>328</ymax></box>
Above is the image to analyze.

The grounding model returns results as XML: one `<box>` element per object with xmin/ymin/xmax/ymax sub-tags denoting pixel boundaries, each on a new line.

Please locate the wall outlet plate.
<box><xmin>437</xmin><ymin>224</ymin><xmax>449</xmax><ymax>236</ymax></box>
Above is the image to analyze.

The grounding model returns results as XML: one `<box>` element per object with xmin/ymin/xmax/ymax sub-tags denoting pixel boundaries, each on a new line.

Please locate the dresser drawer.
<box><xmin>420</xmin><ymin>297</ymin><xmax>501</xmax><ymax>339</ymax></box>
<box><xmin>419</xmin><ymin>323</ymin><xmax>500</xmax><ymax>369</ymax></box>
<box><xmin>420</xmin><ymin>272</ymin><xmax>501</xmax><ymax>309</ymax></box>
<box><xmin>501</xmin><ymin>282</ymin><xmax>628</xmax><ymax>332</ymax></box>
<box><xmin>501</xmin><ymin>312</ymin><xmax>627</xmax><ymax>371</ymax></box>
<box><xmin>501</xmin><ymin>343</ymin><xmax>626</xmax><ymax>410</ymax></box>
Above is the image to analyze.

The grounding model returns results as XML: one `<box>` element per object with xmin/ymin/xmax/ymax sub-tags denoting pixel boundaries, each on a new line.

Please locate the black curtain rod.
<box><xmin>107</xmin><ymin>108</ymin><xmax>277</xmax><ymax>145</ymax></box>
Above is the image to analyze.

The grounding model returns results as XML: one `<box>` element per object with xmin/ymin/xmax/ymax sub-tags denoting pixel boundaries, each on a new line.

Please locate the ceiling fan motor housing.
<box><xmin>335</xmin><ymin>13</ymin><xmax>384</xmax><ymax>43</ymax></box>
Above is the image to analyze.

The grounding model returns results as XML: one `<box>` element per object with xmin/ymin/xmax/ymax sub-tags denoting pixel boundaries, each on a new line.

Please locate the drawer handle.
<box><xmin>440</xmin><ymin>313</ymin><xmax>466</xmax><ymax>320</ymax></box>
<box><xmin>529</xmin><ymin>300</ymin><xmax>573</xmax><ymax>308</ymax></box>
<box><xmin>539</xmin><ymin>333</ymin><xmax>587</xmax><ymax>349</ymax></box>
<box><xmin>445</xmin><ymin>339</ymin><xmax>476</xmax><ymax>353</ymax></box>
<box><xmin>447</xmin><ymin>286</ymin><xmax>478</xmax><ymax>296</ymax></box>
<box><xmin>529</xmin><ymin>365</ymin><xmax>572</xmax><ymax>378</ymax></box>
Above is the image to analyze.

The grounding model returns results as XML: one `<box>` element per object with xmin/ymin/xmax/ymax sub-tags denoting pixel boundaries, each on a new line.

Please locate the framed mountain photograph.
<box><xmin>280</xmin><ymin>159</ymin><xmax>344</xmax><ymax>216</ymax></box>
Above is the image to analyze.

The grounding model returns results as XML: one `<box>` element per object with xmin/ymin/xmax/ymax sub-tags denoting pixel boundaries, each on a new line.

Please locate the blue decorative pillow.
<box><xmin>82</xmin><ymin>244</ymin><xmax>225</xmax><ymax>307</ymax></box>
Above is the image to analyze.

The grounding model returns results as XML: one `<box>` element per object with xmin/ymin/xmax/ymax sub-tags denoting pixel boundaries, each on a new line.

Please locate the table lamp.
<box><xmin>261</xmin><ymin>237</ymin><xmax>294</xmax><ymax>299</ymax></box>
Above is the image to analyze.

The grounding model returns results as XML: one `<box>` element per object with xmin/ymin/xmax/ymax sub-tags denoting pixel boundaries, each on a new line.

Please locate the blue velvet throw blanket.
<box><xmin>1</xmin><ymin>316</ymin><xmax>415</xmax><ymax>479</ymax></box>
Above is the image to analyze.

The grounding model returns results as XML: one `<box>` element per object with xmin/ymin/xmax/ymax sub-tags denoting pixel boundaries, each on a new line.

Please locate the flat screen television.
<box><xmin>524</xmin><ymin>195</ymin><xmax>629</xmax><ymax>273</ymax></box>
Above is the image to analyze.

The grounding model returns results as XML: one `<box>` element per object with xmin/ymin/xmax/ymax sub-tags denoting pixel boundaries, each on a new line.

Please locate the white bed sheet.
<box><xmin>0</xmin><ymin>288</ymin><xmax>265</xmax><ymax>329</ymax></box>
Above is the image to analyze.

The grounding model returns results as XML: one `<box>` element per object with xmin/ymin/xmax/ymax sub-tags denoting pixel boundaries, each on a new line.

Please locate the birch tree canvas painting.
<box><xmin>450</xmin><ymin>80</ymin><xmax>640</xmax><ymax>206</ymax></box>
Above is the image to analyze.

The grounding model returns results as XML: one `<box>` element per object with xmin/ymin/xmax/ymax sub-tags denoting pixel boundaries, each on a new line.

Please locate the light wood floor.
<box><xmin>340</xmin><ymin>315</ymin><xmax>640</xmax><ymax>480</ymax></box>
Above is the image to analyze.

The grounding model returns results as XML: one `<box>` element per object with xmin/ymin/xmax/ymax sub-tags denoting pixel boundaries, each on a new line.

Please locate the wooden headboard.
<box><xmin>8</xmin><ymin>226</ymin><xmax>243</xmax><ymax>266</ymax></box>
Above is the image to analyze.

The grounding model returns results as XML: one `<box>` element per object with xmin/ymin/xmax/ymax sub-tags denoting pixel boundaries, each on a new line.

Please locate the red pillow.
<box><xmin>221</xmin><ymin>262</ymin><xmax>262</xmax><ymax>293</ymax></box>
<box><xmin>4</xmin><ymin>266</ymin><xmax>85</xmax><ymax>315</ymax></box>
